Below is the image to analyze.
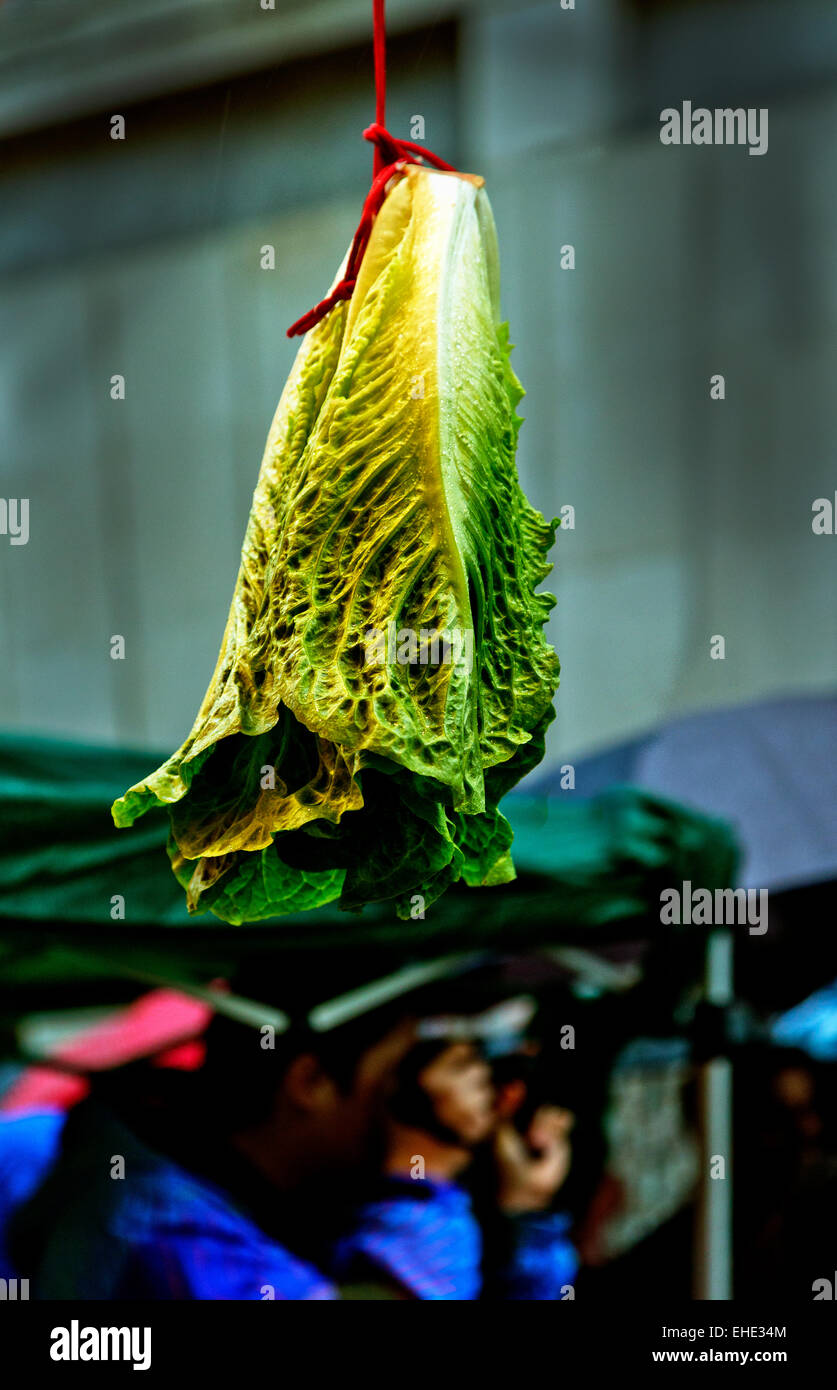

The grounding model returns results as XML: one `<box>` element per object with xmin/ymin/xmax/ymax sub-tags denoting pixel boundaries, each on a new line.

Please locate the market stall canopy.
<box><xmin>0</xmin><ymin>734</ymin><xmax>739</xmax><ymax>1008</ymax></box>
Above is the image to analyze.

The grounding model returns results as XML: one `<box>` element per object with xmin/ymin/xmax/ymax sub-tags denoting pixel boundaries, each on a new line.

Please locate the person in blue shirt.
<box><xmin>1</xmin><ymin>988</ymin><xmax>419</xmax><ymax>1300</ymax></box>
<box><xmin>0</xmin><ymin>1108</ymin><xmax>66</xmax><ymax>1283</ymax></box>
<box><xmin>332</xmin><ymin>1033</ymin><xmax>579</xmax><ymax>1299</ymax></box>
<box><xmin>0</xmin><ymin>978</ymin><xmax>577</xmax><ymax>1299</ymax></box>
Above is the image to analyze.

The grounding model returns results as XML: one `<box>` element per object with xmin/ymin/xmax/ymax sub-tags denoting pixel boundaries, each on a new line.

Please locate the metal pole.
<box><xmin>694</xmin><ymin>928</ymin><xmax>733</xmax><ymax>1299</ymax></box>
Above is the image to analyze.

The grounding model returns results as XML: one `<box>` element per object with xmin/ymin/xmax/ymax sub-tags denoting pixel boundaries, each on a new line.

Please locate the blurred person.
<box><xmin>332</xmin><ymin>1030</ymin><xmax>579</xmax><ymax>1299</ymax></box>
<box><xmin>0</xmin><ymin>974</ymin><xmax>577</xmax><ymax>1300</ymax></box>
<box><xmin>734</xmin><ymin>1045</ymin><xmax>836</xmax><ymax>1298</ymax></box>
<box><xmin>1</xmin><ymin>991</ymin><xmax>420</xmax><ymax>1299</ymax></box>
<box><xmin>479</xmin><ymin>1045</ymin><xmax>580</xmax><ymax>1299</ymax></box>
<box><xmin>332</xmin><ymin>1037</ymin><xmax>493</xmax><ymax>1297</ymax></box>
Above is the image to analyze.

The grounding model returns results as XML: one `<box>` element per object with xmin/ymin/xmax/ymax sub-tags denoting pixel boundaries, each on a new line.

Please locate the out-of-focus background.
<box><xmin>2</xmin><ymin>0</ymin><xmax>836</xmax><ymax>763</ymax></box>
<box><xmin>1</xmin><ymin>0</ymin><xmax>836</xmax><ymax>1307</ymax></box>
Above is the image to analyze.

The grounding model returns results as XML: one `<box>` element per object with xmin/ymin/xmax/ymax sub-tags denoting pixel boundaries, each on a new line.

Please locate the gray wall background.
<box><xmin>1</xmin><ymin>0</ymin><xmax>835</xmax><ymax>768</ymax></box>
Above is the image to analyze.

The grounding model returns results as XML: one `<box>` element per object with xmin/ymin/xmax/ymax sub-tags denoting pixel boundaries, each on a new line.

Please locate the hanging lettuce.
<box><xmin>112</xmin><ymin>165</ymin><xmax>559</xmax><ymax>923</ymax></box>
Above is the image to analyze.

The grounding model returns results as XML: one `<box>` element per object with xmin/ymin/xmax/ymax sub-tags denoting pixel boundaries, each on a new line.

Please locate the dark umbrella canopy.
<box><xmin>635</xmin><ymin>696</ymin><xmax>837</xmax><ymax>893</ymax></box>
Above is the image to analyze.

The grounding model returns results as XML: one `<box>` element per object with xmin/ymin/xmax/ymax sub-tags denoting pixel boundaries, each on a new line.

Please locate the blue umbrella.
<box><xmin>772</xmin><ymin>978</ymin><xmax>837</xmax><ymax>1060</ymax></box>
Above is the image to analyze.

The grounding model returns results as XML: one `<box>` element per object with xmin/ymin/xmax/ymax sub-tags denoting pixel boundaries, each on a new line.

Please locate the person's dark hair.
<box><xmin>195</xmin><ymin>955</ymin><xmax>508</xmax><ymax>1132</ymax></box>
<box><xmin>200</xmin><ymin>993</ymin><xmax>413</xmax><ymax>1132</ymax></box>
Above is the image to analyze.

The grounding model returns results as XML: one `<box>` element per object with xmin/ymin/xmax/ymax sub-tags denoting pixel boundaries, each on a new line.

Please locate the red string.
<box><xmin>286</xmin><ymin>1</ymin><xmax>456</xmax><ymax>338</ymax></box>
<box><xmin>373</xmin><ymin>0</ymin><xmax>386</xmax><ymax>176</ymax></box>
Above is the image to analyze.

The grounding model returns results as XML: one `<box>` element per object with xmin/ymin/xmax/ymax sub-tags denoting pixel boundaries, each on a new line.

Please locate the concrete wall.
<box><xmin>1</xmin><ymin>0</ymin><xmax>835</xmax><ymax>769</ymax></box>
<box><xmin>466</xmin><ymin>2</ymin><xmax>837</xmax><ymax>758</ymax></box>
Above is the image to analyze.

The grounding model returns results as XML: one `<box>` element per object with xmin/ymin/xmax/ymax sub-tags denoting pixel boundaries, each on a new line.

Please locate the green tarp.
<box><xmin>0</xmin><ymin>734</ymin><xmax>739</xmax><ymax>1010</ymax></box>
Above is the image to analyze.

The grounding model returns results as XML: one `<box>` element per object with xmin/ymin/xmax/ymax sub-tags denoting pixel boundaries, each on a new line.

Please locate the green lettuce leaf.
<box><xmin>112</xmin><ymin>165</ymin><xmax>559</xmax><ymax>922</ymax></box>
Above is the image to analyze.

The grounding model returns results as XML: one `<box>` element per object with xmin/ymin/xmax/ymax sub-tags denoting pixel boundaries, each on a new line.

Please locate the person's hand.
<box><xmin>493</xmin><ymin>1105</ymin><xmax>574</xmax><ymax>1214</ymax></box>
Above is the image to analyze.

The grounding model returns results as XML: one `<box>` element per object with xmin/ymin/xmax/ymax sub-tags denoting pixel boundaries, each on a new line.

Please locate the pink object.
<box><xmin>1</xmin><ymin>989</ymin><xmax>211</xmax><ymax>1113</ymax></box>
